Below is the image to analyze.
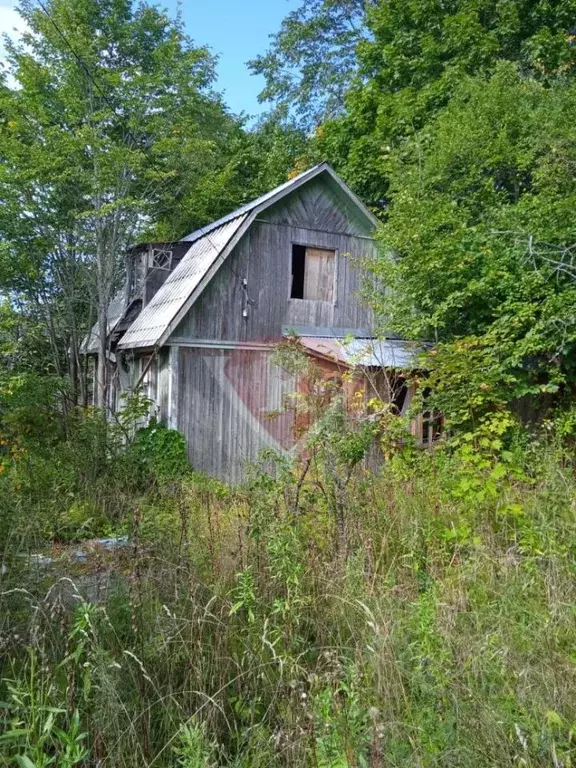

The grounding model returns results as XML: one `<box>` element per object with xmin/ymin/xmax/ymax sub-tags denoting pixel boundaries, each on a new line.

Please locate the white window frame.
<box><xmin>148</xmin><ymin>247</ymin><xmax>173</xmax><ymax>271</ymax></box>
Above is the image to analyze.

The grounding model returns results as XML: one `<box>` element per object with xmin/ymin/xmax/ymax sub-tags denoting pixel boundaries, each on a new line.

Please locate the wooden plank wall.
<box><xmin>171</xmin><ymin>179</ymin><xmax>378</xmax><ymax>343</ymax></box>
<box><xmin>263</xmin><ymin>175</ymin><xmax>371</xmax><ymax>236</ymax></box>
<box><xmin>157</xmin><ymin>349</ymin><xmax>170</xmax><ymax>422</ymax></box>
<box><xmin>176</xmin><ymin>347</ymin><xmax>296</xmax><ymax>483</ymax></box>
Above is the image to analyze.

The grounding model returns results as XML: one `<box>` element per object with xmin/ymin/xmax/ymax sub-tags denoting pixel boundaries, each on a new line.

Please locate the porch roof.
<box><xmin>298</xmin><ymin>336</ymin><xmax>422</xmax><ymax>369</ymax></box>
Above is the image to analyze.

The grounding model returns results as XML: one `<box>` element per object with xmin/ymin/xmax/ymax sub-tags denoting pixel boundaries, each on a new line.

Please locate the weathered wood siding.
<box><xmin>157</xmin><ymin>348</ymin><xmax>170</xmax><ymax>423</ymax></box>
<box><xmin>175</xmin><ymin>346</ymin><xmax>296</xmax><ymax>483</ymax></box>
<box><xmin>170</xmin><ymin>180</ymin><xmax>377</xmax><ymax>343</ymax></box>
<box><xmin>261</xmin><ymin>176</ymin><xmax>371</xmax><ymax>235</ymax></box>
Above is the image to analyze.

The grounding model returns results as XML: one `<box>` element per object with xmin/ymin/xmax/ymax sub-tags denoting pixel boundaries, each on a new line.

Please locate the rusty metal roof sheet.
<box><xmin>117</xmin><ymin>215</ymin><xmax>248</xmax><ymax>349</ymax></box>
<box><xmin>299</xmin><ymin>336</ymin><xmax>421</xmax><ymax>369</ymax></box>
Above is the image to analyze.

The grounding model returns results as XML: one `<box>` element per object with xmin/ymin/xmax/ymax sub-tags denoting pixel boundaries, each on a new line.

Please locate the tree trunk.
<box><xmin>97</xmin><ymin>308</ymin><xmax>107</xmax><ymax>410</ymax></box>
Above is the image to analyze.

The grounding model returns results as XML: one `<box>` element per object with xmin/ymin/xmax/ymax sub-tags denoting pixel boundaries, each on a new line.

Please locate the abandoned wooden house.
<box><xmin>85</xmin><ymin>163</ymin><xmax>429</xmax><ymax>482</ymax></box>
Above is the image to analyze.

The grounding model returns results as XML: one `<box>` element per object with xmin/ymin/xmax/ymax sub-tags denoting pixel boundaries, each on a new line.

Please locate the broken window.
<box><xmin>291</xmin><ymin>244</ymin><xmax>335</xmax><ymax>302</ymax></box>
<box><xmin>420</xmin><ymin>387</ymin><xmax>443</xmax><ymax>446</ymax></box>
<box><xmin>148</xmin><ymin>247</ymin><xmax>173</xmax><ymax>270</ymax></box>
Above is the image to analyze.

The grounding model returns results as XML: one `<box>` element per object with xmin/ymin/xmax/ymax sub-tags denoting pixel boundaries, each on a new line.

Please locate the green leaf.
<box><xmin>0</xmin><ymin>729</ymin><xmax>29</xmax><ymax>743</ymax></box>
<box><xmin>15</xmin><ymin>756</ymin><xmax>37</xmax><ymax>768</ymax></box>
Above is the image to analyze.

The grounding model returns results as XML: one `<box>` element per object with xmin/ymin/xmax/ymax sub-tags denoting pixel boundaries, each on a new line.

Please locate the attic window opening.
<box><xmin>291</xmin><ymin>244</ymin><xmax>335</xmax><ymax>301</ymax></box>
<box><xmin>149</xmin><ymin>248</ymin><xmax>173</xmax><ymax>271</ymax></box>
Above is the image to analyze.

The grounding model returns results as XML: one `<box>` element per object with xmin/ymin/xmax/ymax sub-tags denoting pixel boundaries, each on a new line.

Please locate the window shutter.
<box><xmin>303</xmin><ymin>247</ymin><xmax>335</xmax><ymax>301</ymax></box>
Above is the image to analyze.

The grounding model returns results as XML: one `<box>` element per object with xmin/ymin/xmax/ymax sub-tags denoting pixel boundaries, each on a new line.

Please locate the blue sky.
<box><xmin>164</xmin><ymin>0</ymin><xmax>299</xmax><ymax>118</ymax></box>
<box><xmin>0</xmin><ymin>0</ymin><xmax>299</xmax><ymax>118</ymax></box>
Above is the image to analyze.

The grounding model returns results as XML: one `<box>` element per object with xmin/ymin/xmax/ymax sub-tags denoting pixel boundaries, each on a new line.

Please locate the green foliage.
<box><xmin>0</xmin><ymin>371</ymin><xmax>68</xmax><ymax>450</ymax></box>
<box><xmin>273</xmin><ymin>339</ymin><xmax>380</xmax><ymax>548</ymax></box>
<box><xmin>0</xmin><ymin>0</ymin><xmax>241</xmax><ymax>245</ymax></box>
<box><xmin>365</xmin><ymin>64</ymin><xmax>576</xmax><ymax>428</ymax></box>
<box><xmin>126</xmin><ymin>419</ymin><xmax>191</xmax><ymax>483</ymax></box>
<box><xmin>323</xmin><ymin>0</ymin><xmax>576</xmax><ymax>207</ymax></box>
<box><xmin>249</xmin><ymin>0</ymin><xmax>367</xmax><ymax>126</ymax></box>
<box><xmin>3</xmin><ymin>432</ymin><xmax>576</xmax><ymax>766</ymax></box>
<box><xmin>1</xmin><ymin>649</ymin><xmax>88</xmax><ymax>767</ymax></box>
<box><xmin>173</xmin><ymin>721</ymin><xmax>219</xmax><ymax>768</ymax></box>
<box><xmin>257</xmin><ymin>1</ymin><xmax>576</xmax><ymax>203</ymax></box>
<box><xmin>0</xmin><ymin>375</ymin><xmax>191</xmax><ymax>545</ymax></box>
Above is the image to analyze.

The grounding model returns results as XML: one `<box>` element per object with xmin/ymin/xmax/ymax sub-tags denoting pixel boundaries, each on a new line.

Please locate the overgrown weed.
<box><xmin>1</xmin><ymin>414</ymin><xmax>576</xmax><ymax>766</ymax></box>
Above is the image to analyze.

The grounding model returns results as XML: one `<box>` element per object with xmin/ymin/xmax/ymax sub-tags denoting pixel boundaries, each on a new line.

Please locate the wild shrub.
<box><xmin>1</xmin><ymin>412</ymin><xmax>576</xmax><ymax>766</ymax></box>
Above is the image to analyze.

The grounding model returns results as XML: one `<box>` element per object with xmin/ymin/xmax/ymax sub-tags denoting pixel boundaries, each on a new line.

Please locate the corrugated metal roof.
<box><xmin>83</xmin><ymin>292</ymin><xmax>126</xmax><ymax>353</ymax></box>
<box><xmin>118</xmin><ymin>215</ymin><xmax>247</xmax><ymax>349</ymax></box>
<box><xmin>299</xmin><ymin>336</ymin><xmax>421</xmax><ymax>369</ymax></box>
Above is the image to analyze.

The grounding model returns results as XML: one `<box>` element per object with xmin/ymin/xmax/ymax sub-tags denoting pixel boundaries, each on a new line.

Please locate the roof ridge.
<box><xmin>181</xmin><ymin>163</ymin><xmax>329</xmax><ymax>243</ymax></box>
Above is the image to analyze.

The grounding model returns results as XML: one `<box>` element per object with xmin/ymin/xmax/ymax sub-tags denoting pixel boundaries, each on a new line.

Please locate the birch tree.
<box><xmin>0</xmin><ymin>0</ymin><xmax>246</xmax><ymax>408</ymax></box>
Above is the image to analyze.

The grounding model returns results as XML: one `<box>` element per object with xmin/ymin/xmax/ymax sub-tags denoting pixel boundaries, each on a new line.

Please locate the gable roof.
<box><xmin>118</xmin><ymin>163</ymin><xmax>378</xmax><ymax>351</ymax></box>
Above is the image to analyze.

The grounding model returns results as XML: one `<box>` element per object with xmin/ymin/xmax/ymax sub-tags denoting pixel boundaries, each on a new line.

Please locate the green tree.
<box><xmin>249</xmin><ymin>0</ymin><xmax>369</xmax><ymax>128</ymax></box>
<box><xmin>257</xmin><ymin>0</ymin><xmax>576</xmax><ymax>208</ymax></box>
<box><xmin>367</xmin><ymin>64</ymin><xmax>576</xmax><ymax>429</ymax></box>
<box><xmin>320</xmin><ymin>0</ymin><xmax>576</xmax><ymax>208</ymax></box>
<box><xmin>0</xmin><ymin>0</ymin><xmax>251</xmax><ymax>405</ymax></box>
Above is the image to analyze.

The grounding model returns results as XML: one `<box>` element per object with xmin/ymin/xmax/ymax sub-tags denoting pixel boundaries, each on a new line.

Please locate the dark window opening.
<box><xmin>391</xmin><ymin>380</ymin><xmax>408</xmax><ymax>415</ymax></box>
<box><xmin>291</xmin><ymin>244</ymin><xmax>335</xmax><ymax>301</ymax></box>
<box><xmin>291</xmin><ymin>244</ymin><xmax>306</xmax><ymax>299</ymax></box>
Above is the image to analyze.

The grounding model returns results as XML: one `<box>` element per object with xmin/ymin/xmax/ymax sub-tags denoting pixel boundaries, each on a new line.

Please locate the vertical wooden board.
<box><xmin>157</xmin><ymin>349</ymin><xmax>170</xmax><ymax>422</ymax></box>
<box><xmin>175</xmin><ymin>347</ymin><xmax>297</xmax><ymax>483</ymax></box>
<box><xmin>303</xmin><ymin>247</ymin><xmax>335</xmax><ymax>301</ymax></box>
<box><xmin>169</xmin><ymin>219</ymin><xmax>377</xmax><ymax>346</ymax></box>
<box><xmin>168</xmin><ymin>346</ymin><xmax>180</xmax><ymax>430</ymax></box>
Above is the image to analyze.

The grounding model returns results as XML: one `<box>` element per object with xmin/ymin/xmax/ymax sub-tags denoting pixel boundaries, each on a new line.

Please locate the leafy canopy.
<box><xmin>0</xmin><ymin>0</ymin><xmax>306</xmax><ymax>389</ymax></box>
<box><xmin>257</xmin><ymin>0</ymin><xmax>576</xmax><ymax>207</ymax></box>
<box><xmin>368</xmin><ymin>64</ymin><xmax>576</xmax><ymax>427</ymax></box>
<box><xmin>249</xmin><ymin>0</ymin><xmax>368</xmax><ymax>128</ymax></box>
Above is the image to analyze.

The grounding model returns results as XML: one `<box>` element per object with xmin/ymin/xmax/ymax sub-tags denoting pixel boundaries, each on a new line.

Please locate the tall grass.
<box><xmin>1</xmin><ymin>426</ymin><xmax>575</xmax><ymax>767</ymax></box>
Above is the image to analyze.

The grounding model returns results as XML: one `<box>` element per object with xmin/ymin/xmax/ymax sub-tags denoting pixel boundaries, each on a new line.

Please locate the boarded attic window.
<box><xmin>291</xmin><ymin>244</ymin><xmax>335</xmax><ymax>301</ymax></box>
